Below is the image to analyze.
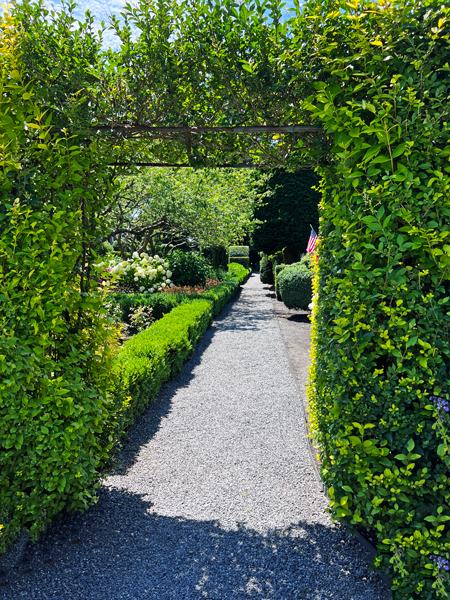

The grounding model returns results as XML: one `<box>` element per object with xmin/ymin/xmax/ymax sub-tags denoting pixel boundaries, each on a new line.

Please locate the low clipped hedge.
<box><xmin>110</xmin><ymin>300</ymin><xmax>213</xmax><ymax>433</ymax></box>
<box><xmin>274</xmin><ymin>264</ymin><xmax>286</xmax><ymax>300</ymax></box>
<box><xmin>109</xmin><ymin>262</ymin><xmax>250</xmax><ymax>439</ymax></box>
<box><xmin>278</xmin><ymin>263</ymin><xmax>312</xmax><ymax>310</ymax></box>
<box><xmin>260</xmin><ymin>253</ymin><xmax>274</xmax><ymax>284</ymax></box>
<box><xmin>228</xmin><ymin>245</ymin><xmax>249</xmax><ymax>258</ymax></box>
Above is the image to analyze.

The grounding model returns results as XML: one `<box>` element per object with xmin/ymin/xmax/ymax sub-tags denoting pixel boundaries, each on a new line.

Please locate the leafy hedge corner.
<box><xmin>108</xmin><ymin>263</ymin><xmax>250</xmax><ymax>440</ymax></box>
<box><xmin>274</xmin><ymin>264</ymin><xmax>286</xmax><ymax>300</ymax></box>
<box><xmin>260</xmin><ymin>253</ymin><xmax>274</xmax><ymax>284</ymax></box>
<box><xmin>228</xmin><ymin>245</ymin><xmax>249</xmax><ymax>258</ymax></box>
<box><xmin>278</xmin><ymin>263</ymin><xmax>312</xmax><ymax>310</ymax></box>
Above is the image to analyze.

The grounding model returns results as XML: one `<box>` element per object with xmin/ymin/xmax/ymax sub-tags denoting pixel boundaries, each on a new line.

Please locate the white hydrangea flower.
<box><xmin>163</xmin><ymin>262</ymin><xmax>169</xmax><ymax>269</ymax></box>
<box><xmin>158</xmin><ymin>287</ymin><xmax>162</xmax><ymax>292</ymax></box>
<box><xmin>157</xmin><ymin>265</ymin><xmax>164</xmax><ymax>272</ymax></box>
<box><xmin>139</xmin><ymin>286</ymin><xmax>145</xmax><ymax>292</ymax></box>
<box><xmin>169</xmin><ymin>283</ymin><xmax>174</xmax><ymax>288</ymax></box>
<box><xmin>134</xmin><ymin>277</ymin><xmax>138</xmax><ymax>282</ymax></box>
<box><xmin>121</xmin><ymin>261</ymin><xmax>127</xmax><ymax>267</ymax></box>
<box><xmin>166</xmin><ymin>278</ymin><xmax>171</xmax><ymax>284</ymax></box>
<box><xmin>166</xmin><ymin>270</ymin><xmax>172</xmax><ymax>278</ymax></box>
<box><xmin>162</xmin><ymin>283</ymin><xmax>166</xmax><ymax>288</ymax></box>
<box><xmin>150</xmin><ymin>287</ymin><xmax>155</xmax><ymax>293</ymax></box>
<box><xmin>132</xmin><ymin>251</ymin><xmax>139</xmax><ymax>258</ymax></box>
<box><xmin>154</xmin><ymin>255</ymin><xmax>160</xmax><ymax>260</ymax></box>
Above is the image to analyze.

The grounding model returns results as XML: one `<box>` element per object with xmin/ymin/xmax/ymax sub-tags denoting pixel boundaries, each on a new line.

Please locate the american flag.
<box><xmin>307</xmin><ymin>227</ymin><xmax>318</xmax><ymax>254</ymax></box>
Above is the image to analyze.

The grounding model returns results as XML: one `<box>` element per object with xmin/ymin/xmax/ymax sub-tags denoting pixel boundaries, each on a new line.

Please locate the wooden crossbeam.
<box><xmin>97</xmin><ymin>124</ymin><xmax>321</xmax><ymax>135</ymax></box>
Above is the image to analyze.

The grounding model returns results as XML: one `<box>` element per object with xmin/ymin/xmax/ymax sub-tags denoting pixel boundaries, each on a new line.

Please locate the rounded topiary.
<box><xmin>260</xmin><ymin>253</ymin><xmax>274</xmax><ymax>284</ymax></box>
<box><xmin>278</xmin><ymin>263</ymin><xmax>312</xmax><ymax>310</ymax></box>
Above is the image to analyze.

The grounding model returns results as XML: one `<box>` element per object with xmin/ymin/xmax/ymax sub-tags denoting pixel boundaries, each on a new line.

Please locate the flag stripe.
<box><xmin>307</xmin><ymin>228</ymin><xmax>318</xmax><ymax>254</ymax></box>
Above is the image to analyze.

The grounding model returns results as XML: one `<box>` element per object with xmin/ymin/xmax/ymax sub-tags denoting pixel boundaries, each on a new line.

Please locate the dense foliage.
<box><xmin>278</xmin><ymin>263</ymin><xmax>312</xmax><ymax>311</ymax></box>
<box><xmin>100</xmin><ymin>253</ymin><xmax>174</xmax><ymax>293</ymax></box>
<box><xmin>274</xmin><ymin>264</ymin><xmax>286</xmax><ymax>301</ymax></box>
<box><xmin>228</xmin><ymin>246</ymin><xmax>250</xmax><ymax>258</ymax></box>
<box><xmin>168</xmin><ymin>250</ymin><xmax>212</xmax><ymax>287</ymax></box>
<box><xmin>252</xmin><ymin>169</ymin><xmax>320</xmax><ymax>262</ymax></box>
<box><xmin>259</xmin><ymin>254</ymin><xmax>274</xmax><ymax>285</ymax></box>
<box><xmin>305</xmin><ymin>2</ymin><xmax>450</xmax><ymax>598</ymax></box>
<box><xmin>107</xmin><ymin>170</ymin><xmax>265</xmax><ymax>257</ymax></box>
<box><xmin>0</xmin><ymin>11</ymin><xmax>118</xmax><ymax>552</ymax></box>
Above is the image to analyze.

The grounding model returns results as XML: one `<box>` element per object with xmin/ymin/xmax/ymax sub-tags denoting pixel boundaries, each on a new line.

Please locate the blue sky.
<box><xmin>50</xmin><ymin>0</ymin><xmax>299</xmax><ymax>48</ymax></box>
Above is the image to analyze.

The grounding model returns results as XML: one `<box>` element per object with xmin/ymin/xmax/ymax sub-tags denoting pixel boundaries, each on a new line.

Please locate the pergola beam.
<box><xmin>97</xmin><ymin>124</ymin><xmax>322</xmax><ymax>135</ymax></box>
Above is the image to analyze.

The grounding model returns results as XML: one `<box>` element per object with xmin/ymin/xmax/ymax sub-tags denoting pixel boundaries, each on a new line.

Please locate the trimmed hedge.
<box><xmin>228</xmin><ymin>256</ymin><xmax>249</xmax><ymax>269</ymax></box>
<box><xmin>109</xmin><ymin>263</ymin><xmax>250</xmax><ymax>438</ymax></box>
<box><xmin>274</xmin><ymin>264</ymin><xmax>286</xmax><ymax>300</ymax></box>
<box><xmin>228</xmin><ymin>245</ymin><xmax>249</xmax><ymax>258</ymax></box>
<box><xmin>278</xmin><ymin>263</ymin><xmax>312</xmax><ymax>310</ymax></box>
<box><xmin>306</xmin><ymin>3</ymin><xmax>450</xmax><ymax>597</ymax></box>
<box><xmin>260</xmin><ymin>253</ymin><xmax>274</xmax><ymax>284</ymax></box>
<box><xmin>110</xmin><ymin>300</ymin><xmax>213</xmax><ymax>432</ymax></box>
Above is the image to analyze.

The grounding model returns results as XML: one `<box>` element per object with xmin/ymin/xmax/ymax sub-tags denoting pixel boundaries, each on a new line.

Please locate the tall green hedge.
<box><xmin>228</xmin><ymin>245</ymin><xmax>249</xmax><ymax>258</ymax></box>
<box><xmin>305</xmin><ymin>2</ymin><xmax>450</xmax><ymax>598</ymax></box>
<box><xmin>260</xmin><ymin>253</ymin><xmax>274</xmax><ymax>284</ymax></box>
<box><xmin>251</xmin><ymin>169</ymin><xmax>320</xmax><ymax>262</ymax></box>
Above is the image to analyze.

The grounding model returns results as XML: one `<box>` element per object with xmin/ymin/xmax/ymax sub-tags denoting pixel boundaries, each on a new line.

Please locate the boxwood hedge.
<box><xmin>278</xmin><ymin>263</ymin><xmax>312</xmax><ymax>310</ymax></box>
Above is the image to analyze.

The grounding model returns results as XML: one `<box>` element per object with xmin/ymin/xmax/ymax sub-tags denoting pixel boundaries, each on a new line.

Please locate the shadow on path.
<box><xmin>1</xmin><ymin>487</ymin><xmax>383</xmax><ymax>600</ymax></box>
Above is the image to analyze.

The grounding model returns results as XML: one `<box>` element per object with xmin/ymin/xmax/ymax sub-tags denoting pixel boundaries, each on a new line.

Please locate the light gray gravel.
<box><xmin>0</xmin><ymin>274</ymin><xmax>390</xmax><ymax>600</ymax></box>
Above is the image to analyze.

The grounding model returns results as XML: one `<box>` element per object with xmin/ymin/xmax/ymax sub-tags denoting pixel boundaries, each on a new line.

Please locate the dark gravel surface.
<box><xmin>1</xmin><ymin>274</ymin><xmax>390</xmax><ymax>600</ymax></box>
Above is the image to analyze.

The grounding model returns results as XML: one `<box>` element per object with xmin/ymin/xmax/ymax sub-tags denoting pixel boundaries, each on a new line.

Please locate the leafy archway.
<box><xmin>2</xmin><ymin>1</ymin><xmax>450</xmax><ymax>597</ymax></box>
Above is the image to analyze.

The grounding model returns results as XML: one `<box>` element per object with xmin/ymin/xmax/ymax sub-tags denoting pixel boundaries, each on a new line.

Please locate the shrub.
<box><xmin>168</xmin><ymin>250</ymin><xmax>212</xmax><ymax>287</ymax></box>
<box><xmin>228</xmin><ymin>256</ymin><xmax>249</xmax><ymax>269</ymax></box>
<box><xmin>228</xmin><ymin>245</ymin><xmax>249</xmax><ymax>258</ymax></box>
<box><xmin>0</xmin><ymin>13</ymin><xmax>118</xmax><ymax>553</ymax></box>
<box><xmin>274</xmin><ymin>264</ymin><xmax>286</xmax><ymax>300</ymax></box>
<box><xmin>278</xmin><ymin>263</ymin><xmax>312</xmax><ymax>310</ymax></box>
<box><xmin>227</xmin><ymin>262</ymin><xmax>250</xmax><ymax>282</ymax></box>
<box><xmin>260</xmin><ymin>253</ymin><xmax>274</xmax><ymax>284</ymax></box>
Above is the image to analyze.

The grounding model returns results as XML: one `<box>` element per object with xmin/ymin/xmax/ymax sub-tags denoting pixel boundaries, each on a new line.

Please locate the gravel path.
<box><xmin>1</xmin><ymin>274</ymin><xmax>390</xmax><ymax>600</ymax></box>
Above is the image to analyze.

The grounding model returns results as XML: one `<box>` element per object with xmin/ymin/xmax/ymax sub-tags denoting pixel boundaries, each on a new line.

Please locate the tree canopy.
<box><xmin>103</xmin><ymin>167</ymin><xmax>267</xmax><ymax>257</ymax></box>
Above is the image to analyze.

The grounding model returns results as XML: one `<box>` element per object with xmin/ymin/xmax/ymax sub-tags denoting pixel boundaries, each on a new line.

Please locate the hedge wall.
<box><xmin>228</xmin><ymin>245</ymin><xmax>249</xmax><ymax>258</ymax></box>
<box><xmin>251</xmin><ymin>169</ymin><xmax>320</xmax><ymax>262</ymax></box>
<box><xmin>260</xmin><ymin>253</ymin><xmax>274</xmax><ymax>284</ymax></box>
<box><xmin>305</xmin><ymin>2</ymin><xmax>450</xmax><ymax>598</ymax></box>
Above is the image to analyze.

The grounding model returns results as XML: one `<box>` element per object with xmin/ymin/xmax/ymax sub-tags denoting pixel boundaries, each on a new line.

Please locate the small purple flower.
<box><xmin>430</xmin><ymin>396</ymin><xmax>450</xmax><ymax>413</ymax></box>
<box><xmin>430</xmin><ymin>554</ymin><xmax>450</xmax><ymax>571</ymax></box>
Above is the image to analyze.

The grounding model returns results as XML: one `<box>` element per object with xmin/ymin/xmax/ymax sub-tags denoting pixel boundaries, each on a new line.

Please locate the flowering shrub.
<box><xmin>101</xmin><ymin>253</ymin><xmax>174</xmax><ymax>293</ymax></box>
